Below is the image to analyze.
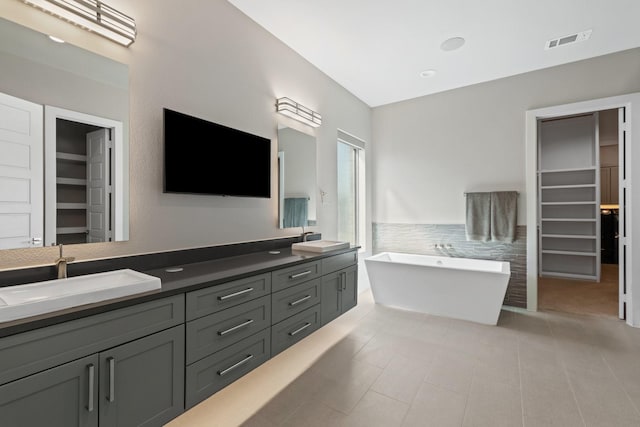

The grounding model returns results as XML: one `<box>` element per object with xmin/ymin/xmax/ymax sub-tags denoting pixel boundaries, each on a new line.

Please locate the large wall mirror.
<box><xmin>277</xmin><ymin>127</ymin><xmax>317</xmax><ymax>229</ymax></box>
<box><xmin>0</xmin><ymin>17</ymin><xmax>129</xmax><ymax>249</ymax></box>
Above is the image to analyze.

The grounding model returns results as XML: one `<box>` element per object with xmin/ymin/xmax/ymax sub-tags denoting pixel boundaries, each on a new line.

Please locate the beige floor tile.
<box><xmin>567</xmin><ymin>366</ymin><xmax>640</xmax><ymax>425</ymax></box>
<box><xmin>402</xmin><ymin>382</ymin><xmax>467</xmax><ymax>427</ymax></box>
<box><xmin>370</xmin><ymin>354</ymin><xmax>431</xmax><ymax>403</ymax></box>
<box><xmin>352</xmin><ymin>337</ymin><xmax>397</xmax><ymax>368</ymax></box>
<box><xmin>281</xmin><ymin>400</ymin><xmax>347</xmax><ymax>427</ymax></box>
<box><xmin>316</xmin><ymin>361</ymin><xmax>383</xmax><ymax>414</ymax></box>
<box><xmin>341</xmin><ymin>390</ymin><xmax>409</xmax><ymax>427</ymax></box>
<box><xmin>521</xmin><ymin>367</ymin><xmax>583</xmax><ymax>426</ymax></box>
<box><xmin>424</xmin><ymin>348</ymin><xmax>477</xmax><ymax>395</ymax></box>
<box><xmin>462</xmin><ymin>375</ymin><xmax>523</xmax><ymax>427</ymax></box>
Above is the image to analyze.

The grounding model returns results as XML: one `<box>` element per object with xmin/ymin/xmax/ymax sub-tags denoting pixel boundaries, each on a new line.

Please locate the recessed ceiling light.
<box><xmin>440</xmin><ymin>37</ymin><xmax>465</xmax><ymax>51</ymax></box>
<box><xmin>48</xmin><ymin>35</ymin><xmax>65</xmax><ymax>43</ymax></box>
<box><xmin>419</xmin><ymin>69</ymin><xmax>437</xmax><ymax>78</ymax></box>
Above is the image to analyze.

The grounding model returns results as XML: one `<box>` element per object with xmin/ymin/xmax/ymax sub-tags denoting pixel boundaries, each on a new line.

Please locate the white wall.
<box><xmin>0</xmin><ymin>1</ymin><xmax>371</xmax><ymax>269</ymax></box>
<box><xmin>371</xmin><ymin>48</ymin><xmax>640</xmax><ymax>226</ymax></box>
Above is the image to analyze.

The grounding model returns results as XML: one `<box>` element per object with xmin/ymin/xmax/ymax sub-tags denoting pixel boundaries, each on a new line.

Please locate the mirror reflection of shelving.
<box><xmin>55</xmin><ymin>119</ymin><xmax>98</xmax><ymax>245</ymax></box>
<box><xmin>538</xmin><ymin>113</ymin><xmax>600</xmax><ymax>281</ymax></box>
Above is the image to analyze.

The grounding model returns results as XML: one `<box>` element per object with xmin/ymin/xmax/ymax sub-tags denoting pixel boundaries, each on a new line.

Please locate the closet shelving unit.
<box><xmin>55</xmin><ymin>151</ymin><xmax>89</xmax><ymax>244</ymax></box>
<box><xmin>538</xmin><ymin>114</ymin><xmax>601</xmax><ymax>281</ymax></box>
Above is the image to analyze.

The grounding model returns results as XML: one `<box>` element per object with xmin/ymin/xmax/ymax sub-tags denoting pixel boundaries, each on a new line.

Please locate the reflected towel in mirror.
<box><xmin>283</xmin><ymin>197</ymin><xmax>308</xmax><ymax>228</ymax></box>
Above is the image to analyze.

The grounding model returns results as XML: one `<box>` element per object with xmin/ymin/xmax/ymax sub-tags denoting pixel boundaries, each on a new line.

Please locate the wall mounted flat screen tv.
<box><xmin>163</xmin><ymin>108</ymin><xmax>271</xmax><ymax>198</ymax></box>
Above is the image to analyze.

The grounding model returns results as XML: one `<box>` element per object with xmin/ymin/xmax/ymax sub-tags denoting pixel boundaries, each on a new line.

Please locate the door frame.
<box><xmin>44</xmin><ymin>106</ymin><xmax>124</xmax><ymax>246</ymax></box>
<box><xmin>525</xmin><ymin>92</ymin><xmax>639</xmax><ymax>327</ymax></box>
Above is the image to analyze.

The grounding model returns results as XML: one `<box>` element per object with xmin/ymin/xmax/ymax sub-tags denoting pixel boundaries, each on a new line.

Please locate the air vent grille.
<box><xmin>546</xmin><ymin>30</ymin><xmax>592</xmax><ymax>50</ymax></box>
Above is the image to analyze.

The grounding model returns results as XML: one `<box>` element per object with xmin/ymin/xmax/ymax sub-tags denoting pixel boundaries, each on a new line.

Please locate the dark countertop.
<box><xmin>0</xmin><ymin>245</ymin><xmax>358</xmax><ymax>338</ymax></box>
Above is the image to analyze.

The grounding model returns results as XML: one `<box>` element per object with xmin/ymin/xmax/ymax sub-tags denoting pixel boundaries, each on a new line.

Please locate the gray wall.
<box><xmin>371</xmin><ymin>48</ymin><xmax>640</xmax><ymax>227</ymax></box>
<box><xmin>0</xmin><ymin>1</ymin><xmax>371</xmax><ymax>269</ymax></box>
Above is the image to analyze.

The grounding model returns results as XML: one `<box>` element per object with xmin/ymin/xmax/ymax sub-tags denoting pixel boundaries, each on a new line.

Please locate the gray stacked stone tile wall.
<box><xmin>372</xmin><ymin>223</ymin><xmax>527</xmax><ymax>308</ymax></box>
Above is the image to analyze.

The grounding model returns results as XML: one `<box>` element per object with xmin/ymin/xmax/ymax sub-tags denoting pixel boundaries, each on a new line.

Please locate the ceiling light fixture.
<box><xmin>22</xmin><ymin>0</ymin><xmax>137</xmax><ymax>47</ymax></box>
<box><xmin>276</xmin><ymin>97</ymin><xmax>322</xmax><ymax>128</ymax></box>
<box><xmin>419</xmin><ymin>69</ymin><xmax>437</xmax><ymax>78</ymax></box>
<box><xmin>440</xmin><ymin>36</ymin><xmax>465</xmax><ymax>51</ymax></box>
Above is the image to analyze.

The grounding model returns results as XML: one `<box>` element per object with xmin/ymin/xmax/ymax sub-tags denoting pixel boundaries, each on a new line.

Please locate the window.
<box><xmin>337</xmin><ymin>131</ymin><xmax>365</xmax><ymax>249</ymax></box>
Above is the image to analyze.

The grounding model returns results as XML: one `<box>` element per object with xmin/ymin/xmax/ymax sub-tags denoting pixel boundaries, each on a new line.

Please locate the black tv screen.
<box><xmin>163</xmin><ymin>108</ymin><xmax>271</xmax><ymax>198</ymax></box>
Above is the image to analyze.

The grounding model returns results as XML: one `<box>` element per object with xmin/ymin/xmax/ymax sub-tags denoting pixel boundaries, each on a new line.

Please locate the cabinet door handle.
<box><xmin>289</xmin><ymin>322</ymin><xmax>311</xmax><ymax>337</ymax></box>
<box><xmin>87</xmin><ymin>364</ymin><xmax>95</xmax><ymax>412</ymax></box>
<box><xmin>342</xmin><ymin>272</ymin><xmax>347</xmax><ymax>290</ymax></box>
<box><xmin>289</xmin><ymin>295</ymin><xmax>311</xmax><ymax>306</ymax></box>
<box><xmin>218</xmin><ymin>354</ymin><xmax>254</xmax><ymax>377</ymax></box>
<box><xmin>107</xmin><ymin>357</ymin><xmax>115</xmax><ymax>403</ymax></box>
<box><xmin>289</xmin><ymin>270</ymin><xmax>311</xmax><ymax>279</ymax></box>
<box><xmin>218</xmin><ymin>287</ymin><xmax>254</xmax><ymax>301</ymax></box>
<box><xmin>218</xmin><ymin>319</ymin><xmax>254</xmax><ymax>336</ymax></box>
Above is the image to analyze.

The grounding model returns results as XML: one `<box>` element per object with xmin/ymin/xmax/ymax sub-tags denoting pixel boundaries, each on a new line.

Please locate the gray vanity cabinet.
<box><xmin>98</xmin><ymin>325</ymin><xmax>184</xmax><ymax>427</ymax></box>
<box><xmin>0</xmin><ymin>295</ymin><xmax>185</xmax><ymax>427</ymax></box>
<box><xmin>320</xmin><ymin>265</ymin><xmax>358</xmax><ymax>326</ymax></box>
<box><xmin>0</xmin><ymin>354</ymin><xmax>99</xmax><ymax>427</ymax></box>
<box><xmin>184</xmin><ymin>274</ymin><xmax>273</xmax><ymax>410</ymax></box>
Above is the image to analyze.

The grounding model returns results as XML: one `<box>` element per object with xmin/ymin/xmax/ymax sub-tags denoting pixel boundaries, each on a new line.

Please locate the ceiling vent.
<box><xmin>545</xmin><ymin>30</ymin><xmax>592</xmax><ymax>50</ymax></box>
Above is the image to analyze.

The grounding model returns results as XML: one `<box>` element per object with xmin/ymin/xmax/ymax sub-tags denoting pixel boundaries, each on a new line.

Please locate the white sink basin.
<box><xmin>292</xmin><ymin>240</ymin><xmax>350</xmax><ymax>253</ymax></box>
<box><xmin>0</xmin><ymin>269</ymin><xmax>161</xmax><ymax>322</ymax></box>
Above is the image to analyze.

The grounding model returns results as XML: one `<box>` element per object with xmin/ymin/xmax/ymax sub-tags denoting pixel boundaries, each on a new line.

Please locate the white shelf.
<box><xmin>57</xmin><ymin>227</ymin><xmax>87</xmax><ymax>235</ymax></box>
<box><xmin>539</xmin><ymin>166</ymin><xmax>597</xmax><ymax>173</ymax></box>
<box><xmin>540</xmin><ymin>184</ymin><xmax>596</xmax><ymax>190</ymax></box>
<box><xmin>56</xmin><ymin>152</ymin><xmax>87</xmax><ymax>163</ymax></box>
<box><xmin>57</xmin><ymin>203</ymin><xmax>87</xmax><ymax>210</ymax></box>
<box><xmin>56</xmin><ymin>177</ymin><xmax>87</xmax><ymax>186</ymax></box>
<box><xmin>540</xmin><ymin>271</ymin><xmax>598</xmax><ymax>281</ymax></box>
<box><xmin>540</xmin><ymin>218</ymin><xmax>596</xmax><ymax>222</ymax></box>
<box><xmin>541</xmin><ymin>201</ymin><xmax>596</xmax><ymax>206</ymax></box>
<box><xmin>541</xmin><ymin>250</ymin><xmax>597</xmax><ymax>257</ymax></box>
<box><xmin>541</xmin><ymin>234</ymin><xmax>596</xmax><ymax>239</ymax></box>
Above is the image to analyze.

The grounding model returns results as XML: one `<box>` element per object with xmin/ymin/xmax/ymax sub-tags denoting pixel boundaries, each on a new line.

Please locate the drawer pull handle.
<box><xmin>218</xmin><ymin>354</ymin><xmax>254</xmax><ymax>376</ymax></box>
<box><xmin>289</xmin><ymin>295</ymin><xmax>312</xmax><ymax>306</ymax></box>
<box><xmin>218</xmin><ymin>287</ymin><xmax>254</xmax><ymax>301</ymax></box>
<box><xmin>87</xmin><ymin>364</ymin><xmax>95</xmax><ymax>412</ymax></box>
<box><xmin>289</xmin><ymin>322</ymin><xmax>312</xmax><ymax>337</ymax></box>
<box><xmin>289</xmin><ymin>270</ymin><xmax>312</xmax><ymax>279</ymax></box>
<box><xmin>218</xmin><ymin>319</ymin><xmax>255</xmax><ymax>336</ymax></box>
<box><xmin>107</xmin><ymin>357</ymin><xmax>115</xmax><ymax>403</ymax></box>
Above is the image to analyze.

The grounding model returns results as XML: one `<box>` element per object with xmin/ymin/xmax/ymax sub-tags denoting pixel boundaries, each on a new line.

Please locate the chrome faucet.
<box><xmin>301</xmin><ymin>231</ymin><xmax>314</xmax><ymax>242</ymax></box>
<box><xmin>55</xmin><ymin>244</ymin><xmax>76</xmax><ymax>279</ymax></box>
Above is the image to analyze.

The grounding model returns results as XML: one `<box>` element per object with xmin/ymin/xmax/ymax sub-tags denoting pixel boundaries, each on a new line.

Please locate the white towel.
<box><xmin>490</xmin><ymin>191</ymin><xmax>518</xmax><ymax>243</ymax></box>
<box><xmin>465</xmin><ymin>192</ymin><xmax>491</xmax><ymax>242</ymax></box>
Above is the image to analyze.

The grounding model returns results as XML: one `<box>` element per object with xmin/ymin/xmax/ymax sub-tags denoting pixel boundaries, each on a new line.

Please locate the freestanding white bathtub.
<box><xmin>364</xmin><ymin>252</ymin><xmax>511</xmax><ymax>325</ymax></box>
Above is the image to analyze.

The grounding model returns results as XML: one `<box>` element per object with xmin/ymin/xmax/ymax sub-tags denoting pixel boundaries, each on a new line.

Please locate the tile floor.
<box><xmin>169</xmin><ymin>289</ymin><xmax>640</xmax><ymax>427</ymax></box>
<box><xmin>539</xmin><ymin>264</ymin><xmax>619</xmax><ymax>318</ymax></box>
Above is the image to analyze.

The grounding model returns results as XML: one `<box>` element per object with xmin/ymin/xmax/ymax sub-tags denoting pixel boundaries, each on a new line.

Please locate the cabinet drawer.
<box><xmin>186</xmin><ymin>295</ymin><xmax>270</xmax><ymax>364</ymax></box>
<box><xmin>322</xmin><ymin>251</ymin><xmax>357</xmax><ymax>275</ymax></box>
<box><xmin>185</xmin><ymin>329</ymin><xmax>270</xmax><ymax>409</ymax></box>
<box><xmin>186</xmin><ymin>273</ymin><xmax>271</xmax><ymax>321</ymax></box>
<box><xmin>271</xmin><ymin>305</ymin><xmax>321</xmax><ymax>357</ymax></box>
<box><xmin>271</xmin><ymin>261</ymin><xmax>321</xmax><ymax>292</ymax></box>
<box><xmin>0</xmin><ymin>295</ymin><xmax>184</xmax><ymax>386</ymax></box>
<box><xmin>271</xmin><ymin>278</ymin><xmax>321</xmax><ymax>324</ymax></box>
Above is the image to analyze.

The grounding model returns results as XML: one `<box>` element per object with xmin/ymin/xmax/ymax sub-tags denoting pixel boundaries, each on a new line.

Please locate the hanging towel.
<box><xmin>490</xmin><ymin>191</ymin><xmax>518</xmax><ymax>243</ymax></box>
<box><xmin>465</xmin><ymin>192</ymin><xmax>491</xmax><ymax>242</ymax></box>
<box><xmin>283</xmin><ymin>197</ymin><xmax>308</xmax><ymax>228</ymax></box>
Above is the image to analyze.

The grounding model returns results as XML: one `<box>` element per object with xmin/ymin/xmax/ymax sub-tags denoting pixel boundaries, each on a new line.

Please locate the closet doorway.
<box><xmin>536</xmin><ymin>108</ymin><xmax>625</xmax><ymax>319</ymax></box>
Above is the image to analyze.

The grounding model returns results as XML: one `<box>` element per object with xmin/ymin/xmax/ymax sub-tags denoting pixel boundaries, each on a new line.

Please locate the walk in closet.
<box><xmin>538</xmin><ymin>113</ymin><xmax>600</xmax><ymax>281</ymax></box>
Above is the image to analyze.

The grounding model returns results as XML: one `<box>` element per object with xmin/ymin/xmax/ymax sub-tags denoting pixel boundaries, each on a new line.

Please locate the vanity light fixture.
<box><xmin>22</xmin><ymin>0</ymin><xmax>137</xmax><ymax>47</ymax></box>
<box><xmin>276</xmin><ymin>97</ymin><xmax>322</xmax><ymax>128</ymax></box>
